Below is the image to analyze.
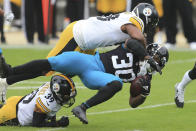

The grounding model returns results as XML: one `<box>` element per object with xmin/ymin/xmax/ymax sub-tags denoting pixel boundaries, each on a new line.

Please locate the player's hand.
<box><xmin>139</xmin><ymin>75</ymin><xmax>151</xmax><ymax>97</ymax></box>
<box><xmin>57</xmin><ymin>116</ymin><xmax>69</xmax><ymax>127</ymax></box>
<box><xmin>4</xmin><ymin>12</ymin><xmax>14</xmax><ymax>23</ymax></box>
<box><xmin>147</xmin><ymin>57</ymin><xmax>162</xmax><ymax>75</ymax></box>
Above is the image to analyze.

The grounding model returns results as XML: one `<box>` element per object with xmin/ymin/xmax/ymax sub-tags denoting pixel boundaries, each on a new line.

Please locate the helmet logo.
<box><xmin>143</xmin><ymin>8</ymin><xmax>152</xmax><ymax>17</ymax></box>
<box><xmin>53</xmin><ymin>83</ymin><xmax>60</xmax><ymax>93</ymax></box>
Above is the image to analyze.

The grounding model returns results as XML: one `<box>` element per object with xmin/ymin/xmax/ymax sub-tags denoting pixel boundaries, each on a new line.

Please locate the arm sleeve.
<box><xmin>125</xmin><ymin>39</ymin><xmax>148</xmax><ymax>60</ymax></box>
<box><xmin>32</xmin><ymin>111</ymin><xmax>57</xmax><ymax>127</ymax></box>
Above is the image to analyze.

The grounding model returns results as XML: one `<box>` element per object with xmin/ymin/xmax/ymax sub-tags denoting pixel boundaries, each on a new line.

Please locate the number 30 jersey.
<box><xmin>100</xmin><ymin>45</ymin><xmax>140</xmax><ymax>83</ymax></box>
<box><xmin>73</xmin><ymin>12</ymin><xmax>144</xmax><ymax>50</ymax></box>
<box><xmin>17</xmin><ymin>82</ymin><xmax>61</xmax><ymax>126</ymax></box>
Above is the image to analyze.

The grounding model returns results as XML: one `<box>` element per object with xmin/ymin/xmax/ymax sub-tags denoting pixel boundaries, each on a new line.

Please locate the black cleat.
<box><xmin>175</xmin><ymin>97</ymin><xmax>184</xmax><ymax>108</ymax></box>
<box><xmin>0</xmin><ymin>54</ymin><xmax>11</xmax><ymax>78</ymax></box>
<box><xmin>72</xmin><ymin>105</ymin><xmax>88</xmax><ymax>124</ymax></box>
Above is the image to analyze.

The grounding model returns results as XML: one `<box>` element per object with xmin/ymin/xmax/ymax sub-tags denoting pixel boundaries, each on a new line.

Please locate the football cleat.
<box><xmin>0</xmin><ymin>78</ymin><xmax>8</xmax><ymax>104</ymax></box>
<box><xmin>0</xmin><ymin>53</ymin><xmax>11</xmax><ymax>78</ymax></box>
<box><xmin>174</xmin><ymin>83</ymin><xmax>184</xmax><ymax>108</ymax></box>
<box><xmin>72</xmin><ymin>104</ymin><xmax>88</xmax><ymax>124</ymax></box>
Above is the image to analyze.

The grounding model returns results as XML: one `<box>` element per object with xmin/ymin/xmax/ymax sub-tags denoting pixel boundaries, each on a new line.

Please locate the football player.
<box><xmin>175</xmin><ymin>62</ymin><xmax>196</xmax><ymax>108</ymax></box>
<box><xmin>0</xmin><ymin>39</ymin><xmax>169</xmax><ymax>124</ymax></box>
<box><xmin>0</xmin><ymin>74</ymin><xmax>77</xmax><ymax>127</ymax></box>
<box><xmin>46</xmin><ymin>3</ymin><xmax>158</xmax><ymax>58</ymax></box>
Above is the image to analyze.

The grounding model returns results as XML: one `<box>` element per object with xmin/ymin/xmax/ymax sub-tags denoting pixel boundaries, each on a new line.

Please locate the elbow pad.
<box><xmin>126</xmin><ymin>39</ymin><xmax>147</xmax><ymax>60</ymax></box>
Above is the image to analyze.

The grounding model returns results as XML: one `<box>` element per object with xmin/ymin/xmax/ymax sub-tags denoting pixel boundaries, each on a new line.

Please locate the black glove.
<box><xmin>57</xmin><ymin>116</ymin><xmax>69</xmax><ymax>127</ymax></box>
<box><xmin>147</xmin><ymin>57</ymin><xmax>162</xmax><ymax>75</ymax></box>
<box><xmin>139</xmin><ymin>75</ymin><xmax>151</xmax><ymax>97</ymax></box>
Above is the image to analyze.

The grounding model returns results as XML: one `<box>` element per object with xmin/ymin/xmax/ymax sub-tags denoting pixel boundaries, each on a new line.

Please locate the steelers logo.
<box><xmin>143</xmin><ymin>8</ymin><xmax>152</xmax><ymax>16</ymax></box>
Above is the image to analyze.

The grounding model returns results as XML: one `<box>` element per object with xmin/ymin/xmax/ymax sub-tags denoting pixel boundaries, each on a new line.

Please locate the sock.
<box><xmin>2</xmin><ymin>78</ymin><xmax>8</xmax><ymax>87</ymax></box>
<box><xmin>178</xmin><ymin>70</ymin><xmax>192</xmax><ymax>90</ymax></box>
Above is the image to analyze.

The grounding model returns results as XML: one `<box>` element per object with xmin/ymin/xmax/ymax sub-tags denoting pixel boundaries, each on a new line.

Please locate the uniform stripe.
<box><xmin>56</xmin><ymin>74</ymin><xmax>75</xmax><ymax>92</ymax></box>
<box><xmin>36</xmin><ymin>97</ymin><xmax>50</xmax><ymax>113</ymax></box>
<box><xmin>129</xmin><ymin>16</ymin><xmax>144</xmax><ymax>32</ymax></box>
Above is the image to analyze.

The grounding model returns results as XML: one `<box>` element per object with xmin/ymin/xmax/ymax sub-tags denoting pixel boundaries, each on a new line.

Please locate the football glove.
<box><xmin>139</xmin><ymin>75</ymin><xmax>151</xmax><ymax>97</ymax></box>
<box><xmin>147</xmin><ymin>57</ymin><xmax>162</xmax><ymax>75</ymax></box>
<box><xmin>4</xmin><ymin>12</ymin><xmax>14</xmax><ymax>23</ymax></box>
<box><xmin>57</xmin><ymin>116</ymin><xmax>69</xmax><ymax>127</ymax></box>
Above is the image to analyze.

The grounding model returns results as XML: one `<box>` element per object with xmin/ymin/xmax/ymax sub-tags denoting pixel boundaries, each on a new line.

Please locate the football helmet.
<box><xmin>132</xmin><ymin>3</ymin><xmax>159</xmax><ymax>34</ymax></box>
<box><xmin>147</xmin><ymin>43</ymin><xmax>169</xmax><ymax>69</ymax></box>
<box><xmin>50</xmin><ymin>74</ymin><xmax>77</xmax><ymax>107</ymax></box>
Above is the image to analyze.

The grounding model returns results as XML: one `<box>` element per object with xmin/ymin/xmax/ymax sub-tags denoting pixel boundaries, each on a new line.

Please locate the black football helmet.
<box><xmin>147</xmin><ymin>43</ymin><xmax>169</xmax><ymax>69</ymax></box>
<box><xmin>132</xmin><ymin>3</ymin><xmax>159</xmax><ymax>34</ymax></box>
<box><xmin>50</xmin><ymin>74</ymin><xmax>77</xmax><ymax>107</ymax></box>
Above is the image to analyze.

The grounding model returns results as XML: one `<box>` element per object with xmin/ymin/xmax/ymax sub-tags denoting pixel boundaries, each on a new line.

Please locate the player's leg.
<box><xmin>46</xmin><ymin>21</ymin><xmax>95</xmax><ymax>76</ymax></box>
<box><xmin>175</xmin><ymin>62</ymin><xmax>196</xmax><ymax>108</ymax></box>
<box><xmin>47</xmin><ymin>21</ymin><xmax>77</xmax><ymax>58</ymax></box>
<box><xmin>0</xmin><ymin>96</ymin><xmax>22</xmax><ymax>125</ymax></box>
<box><xmin>72</xmin><ymin>71</ymin><xmax>123</xmax><ymax>124</ymax></box>
<box><xmin>0</xmin><ymin>59</ymin><xmax>51</xmax><ymax>103</ymax></box>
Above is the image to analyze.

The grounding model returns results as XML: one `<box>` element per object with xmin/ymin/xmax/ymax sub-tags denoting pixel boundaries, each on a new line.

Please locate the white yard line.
<box><xmin>37</xmin><ymin>100</ymin><xmax>196</xmax><ymax>131</ymax></box>
<box><xmin>66</xmin><ymin>99</ymin><xmax>196</xmax><ymax>118</ymax></box>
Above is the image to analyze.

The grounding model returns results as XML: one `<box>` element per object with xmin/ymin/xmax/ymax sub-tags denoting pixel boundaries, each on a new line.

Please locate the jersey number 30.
<box><xmin>112</xmin><ymin>53</ymin><xmax>136</xmax><ymax>82</ymax></box>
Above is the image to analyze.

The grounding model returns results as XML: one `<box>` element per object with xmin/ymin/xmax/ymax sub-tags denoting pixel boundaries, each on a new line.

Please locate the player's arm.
<box><xmin>129</xmin><ymin>75</ymin><xmax>151</xmax><ymax>108</ymax></box>
<box><xmin>121</xmin><ymin>24</ymin><xmax>147</xmax><ymax>47</ymax></box>
<box><xmin>124</xmin><ymin>38</ymin><xmax>148</xmax><ymax>61</ymax></box>
<box><xmin>32</xmin><ymin>99</ymin><xmax>69</xmax><ymax>127</ymax></box>
<box><xmin>124</xmin><ymin>39</ymin><xmax>162</xmax><ymax>74</ymax></box>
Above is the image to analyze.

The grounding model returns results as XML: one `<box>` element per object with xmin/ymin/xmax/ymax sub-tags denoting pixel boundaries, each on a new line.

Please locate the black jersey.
<box><xmin>100</xmin><ymin>45</ymin><xmax>140</xmax><ymax>83</ymax></box>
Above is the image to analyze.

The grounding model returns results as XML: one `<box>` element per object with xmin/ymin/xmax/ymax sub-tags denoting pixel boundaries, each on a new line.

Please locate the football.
<box><xmin>130</xmin><ymin>75</ymin><xmax>147</xmax><ymax>97</ymax></box>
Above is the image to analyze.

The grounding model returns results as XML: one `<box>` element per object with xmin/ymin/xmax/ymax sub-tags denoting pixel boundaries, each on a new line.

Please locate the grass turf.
<box><xmin>0</xmin><ymin>47</ymin><xmax>196</xmax><ymax>131</ymax></box>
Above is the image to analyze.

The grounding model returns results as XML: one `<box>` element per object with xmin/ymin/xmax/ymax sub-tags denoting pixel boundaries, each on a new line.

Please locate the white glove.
<box><xmin>4</xmin><ymin>12</ymin><xmax>14</xmax><ymax>23</ymax></box>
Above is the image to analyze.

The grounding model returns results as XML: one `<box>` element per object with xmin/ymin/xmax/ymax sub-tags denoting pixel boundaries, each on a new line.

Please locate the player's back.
<box><xmin>73</xmin><ymin>12</ymin><xmax>144</xmax><ymax>50</ymax></box>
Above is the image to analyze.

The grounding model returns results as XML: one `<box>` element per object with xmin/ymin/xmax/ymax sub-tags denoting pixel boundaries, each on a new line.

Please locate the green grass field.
<box><xmin>0</xmin><ymin>46</ymin><xmax>196</xmax><ymax>131</ymax></box>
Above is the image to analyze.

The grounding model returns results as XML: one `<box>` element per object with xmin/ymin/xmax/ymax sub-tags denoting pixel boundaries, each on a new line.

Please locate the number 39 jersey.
<box><xmin>73</xmin><ymin>12</ymin><xmax>144</xmax><ymax>50</ymax></box>
<box><xmin>17</xmin><ymin>82</ymin><xmax>61</xmax><ymax>126</ymax></box>
<box><xmin>100</xmin><ymin>45</ymin><xmax>140</xmax><ymax>83</ymax></box>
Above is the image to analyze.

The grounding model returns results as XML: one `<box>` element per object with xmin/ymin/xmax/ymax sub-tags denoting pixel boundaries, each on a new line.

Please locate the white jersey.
<box><xmin>17</xmin><ymin>82</ymin><xmax>61</xmax><ymax>126</ymax></box>
<box><xmin>73</xmin><ymin>12</ymin><xmax>144</xmax><ymax>50</ymax></box>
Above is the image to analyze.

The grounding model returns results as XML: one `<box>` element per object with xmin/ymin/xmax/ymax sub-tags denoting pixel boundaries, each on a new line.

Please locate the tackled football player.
<box><xmin>0</xmin><ymin>38</ymin><xmax>169</xmax><ymax>124</ymax></box>
<box><xmin>0</xmin><ymin>74</ymin><xmax>77</xmax><ymax>127</ymax></box>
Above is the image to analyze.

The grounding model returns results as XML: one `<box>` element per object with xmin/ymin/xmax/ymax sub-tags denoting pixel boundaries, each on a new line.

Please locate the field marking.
<box><xmin>168</xmin><ymin>58</ymin><xmax>196</xmax><ymax>64</ymax></box>
<box><xmin>8</xmin><ymin>85</ymin><xmax>86</xmax><ymax>90</ymax></box>
<box><xmin>67</xmin><ymin>100</ymin><xmax>196</xmax><ymax>118</ymax></box>
<box><xmin>37</xmin><ymin>127</ymin><xmax>66</xmax><ymax>131</ymax></box>
<box><xmin>37</xmin><ymin>100</ymin><xmax>196</xmax><ymax>131</ymax></box>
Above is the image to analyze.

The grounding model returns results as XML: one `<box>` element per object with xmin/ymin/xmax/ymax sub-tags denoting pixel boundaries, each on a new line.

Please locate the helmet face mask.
<box><xmin>50</xmin><ymin>74</ymin><xmax>77</xmax><ymax>107</ymax></box>
<box><xmin>132</xmin><ymin>3</ymin><xmax>159</xmax><ymax>34</ymax></box>
<box><xmin>147</xmin><ymin>43</ymin><xmax>169</xmax><ymax>73</ymax></box>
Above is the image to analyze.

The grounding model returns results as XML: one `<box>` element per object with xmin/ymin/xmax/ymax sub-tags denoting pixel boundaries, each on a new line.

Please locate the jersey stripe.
<box><xmin>57</xmin><ymin>74</ymin><xmax>75</xmax><ymax>92</ymax></box>
<box><xmin>36</xmin><ymin>97</ymin><xmax>50</xmax><ymax>113</ymax></box>
<box><xmin>129</xmin><ymin>16</ymin><xmax>144</xmax><ymax>32</ymax></box>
